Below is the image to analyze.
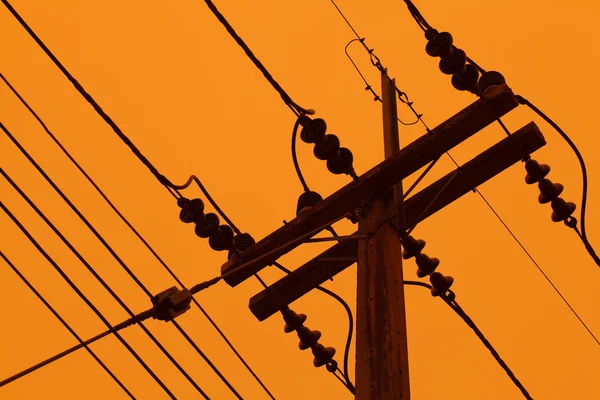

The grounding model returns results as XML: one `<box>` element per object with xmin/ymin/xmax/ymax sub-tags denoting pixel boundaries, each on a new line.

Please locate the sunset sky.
<box><xmin>1</xmin><ymin>0</ymin><xmax>599</xmax><ymax>399</ymax></box>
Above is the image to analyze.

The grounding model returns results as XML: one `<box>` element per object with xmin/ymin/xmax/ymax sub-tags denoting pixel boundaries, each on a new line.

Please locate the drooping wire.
<box><xmin>516</xmin><ymin>95</ymin><xmax>599</xmax><ymax>268</ymax></box>
<box><xmin>291</xmin><ymin>118</ymin><xmax>310</xmax><ymax>192</ymax></box>
<box><xmin>0</xmin><ymin>251</ymin><xmax>136</xmax><ymax>399</ymax></box>
<box><xmin>0</xmin><ymin>126</ymin><xmax>238</xmax><ymax>398</ymax></box>
<box><xmin>343</xmin><ymin>39</ymin><xmax>426</xmax><ymax>128</ymax></box>
<box><xmin>403</xmin><ymin>281</ymin><xmax>533</xmax><ymax>399</ymax></box>
<box><xmin>331</xmin><ymin>0</ymin><xmax>429</xmax><ymax>130</ymax></box>
<box><xmin>398</xmin><ymin>0</ymin><xmax>597</xmax><ymax>265</ymax></box>
<box><xmin>272</xmin><ymin>262</ymin><xmax>355</xmax><ymax>392</ymax></box>
<box><xmin>0</xmin><ymin>201</ymin><xmax>177</xmax><ymax>398</ymax></box>
<box><xmin>0</xmin><ymin>72</ymin><xmax>274</xmax><ymax>399</ymax></box>
<box><xmin>1</xmin><ymin>272</ymin><xmax>224</xmax><ymax>387</ymax></box>
<box><xmin>330</xmin><ymin>0</ymin><xmax>599</xmax><ymax>347</ymax></box>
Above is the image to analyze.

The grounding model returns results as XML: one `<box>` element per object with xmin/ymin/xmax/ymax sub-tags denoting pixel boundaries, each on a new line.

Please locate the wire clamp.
<box><xmin>151</xmin><ymin>287</ymin><xmax>192</xmax><ymax>321</ymax></box>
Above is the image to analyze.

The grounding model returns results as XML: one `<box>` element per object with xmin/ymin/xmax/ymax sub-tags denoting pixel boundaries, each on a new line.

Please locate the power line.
<box><xmin>403</xmin><ymin>282</ymin><xmax>533</xmax><ymax>399</ymax></box>
<box><xmin>0</xmin><ymin>251</ymin><xmax>136</xmax><ymax>399</ymax></box>
<box><xmin>272</xmin><ymin>262</ymin><xmax>355</xmax><ymax>392</ymax></box>
<box><xmin>198</xmin><ymin>0</ymin><xmax>309</xmax><ymax>116</ymax></box>
<box><xmin>1</xmin><ymin>0</ymin><xmax>181</xmax><ymax>200</ymax></box>
<box><xmin>0</xmin><ymin>71</ymin><xmax>276</xmax><ymax>400</ymax></box>
<box><xmin>0</xmin><ymin>200</ymin><xmax>177</xmax><ymax>398</ymax></box>
<box><xmin>515</xmin><ymin>96</ymin><xmax>599</xmax><ymax>268</ymax></box>
<box><xmin>328</xmin><ymin>0</ymin><xmax>599</xmax><ymax>347</ymax></box>
<box><xmin>0</xmin><ymin>131</ymin><xmax>221</xmax><ymax>397</ymax></box>
<box><xmin>0</xmin><ymin>272</ymin><xmax>224</xmax><ymax>388</ymax></box>
<box><xmin>399</xmin><ymin>0</ymin><xmax>599</xmax><ymax>269</ymax></box>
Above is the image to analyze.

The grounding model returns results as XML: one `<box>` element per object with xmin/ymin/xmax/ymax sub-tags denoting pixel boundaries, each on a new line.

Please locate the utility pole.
<box><xmin>354</xmin><ymin>69</ymin><xmax>410</xmax><ymax>399</ymax></box>
<box><xmin>223</xmin><ymin>82</ymin><xmax>546</xmax><ymax>397</ymax></box>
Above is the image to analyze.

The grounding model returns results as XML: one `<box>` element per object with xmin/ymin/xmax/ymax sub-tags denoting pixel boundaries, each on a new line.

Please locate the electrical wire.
<box><xmin>0</xmin><ymin>251</ymin><xmax>136</xmax><ymax>399</ymax></box>
<box><xmin>1</xmin><ymin>0</ymin><xmax>194</xmax><ymax>202</ymax></box>
<box><xmin>332</xmin><ymin>0</ymin><xmax>430</xmax><ymax>131</ymax></box>
<box><xmin>291</xmin><ymin>118</ymin><xmax>310</xmax><ymax>192</ymax></box>
<box><xmin>198</xmin><ymin>0</ymin><xmax>308</xmax><ymax>116</ymax></box>
<box><xmin>0</xmin><ymin>126</ymin><xmax>235</xmax><ymax>398</ymax></box>
<box><xmin>0</xmin><ymin>200</ymin><xmax>176</xmax><ymax>398</ymax></box>
<box><xmin>0</xmin><ymin>72</ymin><xmax>275</xmax><ymax>400</ymax></box>
<box><xmin>403</xmin><ymin>281</ymin><xmax>533</xmax><ymax>399</ymax></box>
<box><xmin>0</xmin><ymin>165</ymin><xmax>212</xmax><ymax>397</ymax></box>
<box><xmin>516</xmin><ymin>95</ymin><xmax>599</xmax><ymax>268</ymax></box>
<box><xmin>399</xmin><ymin>0</ymin><xmax>598</xmax><ymax>268</ymax></box>
<box><xmin>271</xmin><ymin>262</ymin><xmax>355</xmax><ymax>392</ymax></box>
<box><xmin>1</xmin><ymin>272</ymin><xmax>223</xmax><ymax>387</ymax></box>
<box><xmin>330</xmin><ymin>0</ymin><xmax>600</xmax><ymax>347</ymax></box>
<box><xmin>0</xmin><ymin>128</ymin><xmax>242</xmax><ymax>399</ymax></box>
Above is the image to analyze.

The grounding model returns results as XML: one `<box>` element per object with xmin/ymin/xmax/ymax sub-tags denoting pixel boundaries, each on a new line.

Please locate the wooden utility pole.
<box><xmin>355</xmin><ymin>70</ymin><xmax>410</xmax><ymax>399</ymax></box>
<box><xmin>222</xmin><ymin>82</ymin><xmax>546</xmax><ymax>397</ymax></box>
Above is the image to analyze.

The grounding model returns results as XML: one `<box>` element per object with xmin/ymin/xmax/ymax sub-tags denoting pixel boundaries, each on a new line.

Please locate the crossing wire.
<box><xmin>0</xmin><ymin>71</ymin><xmax>276</xmax><ymax>400</ymax></box>
<box><xmin>0</xmin><ymin>270</ymin><xmax>225</xmax><ymax>387</ymax></box>
<box><xmin>328</xmin><ymin>0</ymin><xmax>600</xmax><ymax>347</ymax></box>
<box><xmin>0</xmin><ymin>251</ymin><xmax>136</xmax><ymax>399</ymax></box>
<box><xmin>0</xmin><ymin>124</ymin><xmax>227</xmax><ymax>398</ymax></box>
<box><xmin>0</xmin><ymin>200</ymin><xmax>177</xmax><ymax>398</ymax></box>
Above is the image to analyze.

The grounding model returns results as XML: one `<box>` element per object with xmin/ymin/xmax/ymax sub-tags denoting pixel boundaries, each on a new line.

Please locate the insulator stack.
<box><xmin>524</xmin><ymin>159</ymin><xmax>577</xmax><ymax>223</ymax></box>
<box><xmin>401</xmin><ymin>235</ymin><xmax>454</xmax><ymax>297</ymax></box>
<box><xmin>177</xmin><ymin>197</ymin><xmax>234</xmax><ymax>251</ymax></box>
<box><xmin>228</xmin><ymin>232</ymin><xmax>256</xmax><ymax>260</ymax></box>
<box><xmin>298</xmin><ymin>116</ymin><xmax>356</xmax><ymax>177</ymax></box>
<box><xmin>280</xmin><ymin>307</ymin><xmax>338</xmax><ymax>371</ymax></box>
<box><xmin>424</xmin><ymin>29</ymin><xmax>479</xmax><ymax>94</ymax></box>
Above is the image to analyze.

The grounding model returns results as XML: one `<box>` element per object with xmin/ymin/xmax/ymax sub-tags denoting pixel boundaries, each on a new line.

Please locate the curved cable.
<box><xmin>343</xmin><ymin>40</ymin><xmax>425</xmax><ymax>128</ymax></box>
<box><xmin>331</xmin><ymin>0</ymin><xmax>430</xmax><ymax>131</ymax></box>
<box><xmin>167</xmin><ymin>174</ymin><xmax>241</xmax><ymax>234</ymax></box>
<box><xmin>0</xmin><ymin>201</ymin><xmax>176</xmax><ymax>398</ymax></box>
<box><xmin>516</xmin><ymin>95</ymin><xmax>599</xmax><ymax>267</ymax></box>
<box><xmin>291</xmin><ymin>118</ymin><xmax>310</xmax><ymax>192</ymax></box>
<box><xmin>329</xmin><ymin>0</ymin><xmax>599</xmax><ymax>347</ymax></box>
<box><xmin>0</xmin><ymin>126</ymin><xmax>235</xmax><ymax>398</ymax></box>
<box><xmin>0</xmin><ymin>251</ymin><xmax>136</xmax><ymax>399</ymax></box>
<box><xmin>272</xmin><ymin>262</ymin><xmax>354</xmax><ymax>391</ymax></box>
<box><xmin>0</xmin><ymin>72</ymin><xmax>273</xmax><ymax>398</ymax></box>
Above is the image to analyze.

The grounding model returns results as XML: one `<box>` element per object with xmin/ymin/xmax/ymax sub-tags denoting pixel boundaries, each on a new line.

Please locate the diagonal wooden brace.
<box><xmin>248</xmin><ymin>121</ymin><xmax>545</xmax><ymax>320</ymax></box>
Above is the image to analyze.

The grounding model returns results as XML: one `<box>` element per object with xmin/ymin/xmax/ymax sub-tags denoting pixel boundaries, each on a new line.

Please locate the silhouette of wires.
<box><xmin>404</xmin><ymin>281</ymin><xmax>533</xmax><ymax>399</ymax></box>
<box><xmin>272</xmin><ymin>262</ymin><xmax>355</xmax><ymax>392</ymax></box>
<box><xmin>0</xmin><ymin>251</ymin><xmax>136</xmax><ymax>399</ymax></box>
<box><xmin>0</xmin><ymin>71</ymin><xmax>275</xmax><ymax>399</ymax></box>
<box><xmin>0</xmin><ymin>268</ymin><xmax>225</xmax><ymax>387</ymax></box>
<box><xmin>330</xmin><ymin>0</ymin><xmax>600</xmax><ymax>347</ymax></box>
<box><xmin>0</xmin><ymin>124</ymin><xmax>240</xmax><ymax>398</ymax></box>
<box><xmin>198</xmin><ymin>0</ymin><xmax>309</xmax><ymax>117</ymax></box>
<box><xmin>397</xmin><ymin>0</ymin><xmax>598</xmax><ymax>268</ymax></box>
<box><xmin>0</xmin><ymin>200</ymin><xmax>178</xmax><ymax>398</ymax></box>
<box><xmin>516</xmin><ymin>96</ymin><xmax>599</xmax><ymax>268</ymax></box>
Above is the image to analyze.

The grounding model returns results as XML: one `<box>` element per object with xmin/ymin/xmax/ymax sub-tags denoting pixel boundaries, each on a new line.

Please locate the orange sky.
<box><xmin>1</xmin><ymin>1</ymin><xmax>599</xmax><ymax>399</ymax></box>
